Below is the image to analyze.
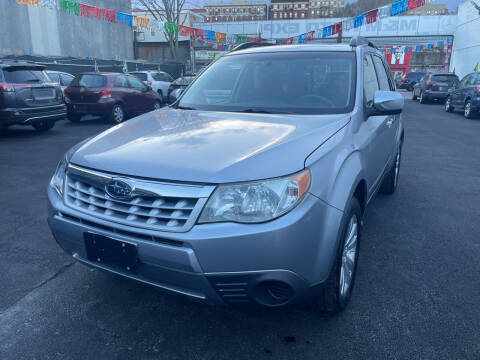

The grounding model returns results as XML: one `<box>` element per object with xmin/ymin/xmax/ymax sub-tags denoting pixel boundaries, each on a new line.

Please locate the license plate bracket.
<box><xmin>84</xmin><ymin>233</ymin><xmax>138</xmax><ymax>273</ymax></box>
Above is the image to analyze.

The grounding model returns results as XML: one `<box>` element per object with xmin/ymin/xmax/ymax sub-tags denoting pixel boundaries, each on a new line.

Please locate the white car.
<box><xmin>46</xmin><ymin>70</ymin><xmax>75</xmax><ymax>92</ymax></box>
<box><xmin>129</xmin><ymin>71</ymin><xmax>174</xmax><ymax>104</ymax></box>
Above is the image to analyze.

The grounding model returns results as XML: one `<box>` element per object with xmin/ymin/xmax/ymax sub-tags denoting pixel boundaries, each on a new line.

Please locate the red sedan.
<box><xmin>64</xmin><ymin>72</ymin><xmax>162</xmax><ymax>124</ymax></box>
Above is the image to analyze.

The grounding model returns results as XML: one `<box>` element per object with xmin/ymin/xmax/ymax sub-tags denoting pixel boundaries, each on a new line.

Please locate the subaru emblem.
<box><xmin>105</xmin><ymin>180</ymin><xmax>133</xmax><ymax>200</ymax></box>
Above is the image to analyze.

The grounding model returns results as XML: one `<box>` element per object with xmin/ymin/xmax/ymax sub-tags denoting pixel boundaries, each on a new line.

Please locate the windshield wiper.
<box><xmin>237</xmin><ymin>108</ymin><xmax>294</xmax><ymax>115</ymax></box>
<box><xmin>176</xmin><ymin>105</ymin><xmax>197</xmax><ymax>110</ymax></box>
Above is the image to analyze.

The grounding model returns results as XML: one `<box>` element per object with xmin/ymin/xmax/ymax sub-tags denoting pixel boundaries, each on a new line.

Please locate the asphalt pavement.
<box><xmin>1</xmin><ymin>98</ymin><xmax>480</xmax><ymax>360</ymax></box>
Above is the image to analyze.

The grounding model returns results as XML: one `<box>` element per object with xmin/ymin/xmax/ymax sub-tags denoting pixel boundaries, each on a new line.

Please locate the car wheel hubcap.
<box><xmin>340</xmin><ymin>215</ymin><xmax>358</xmax><ymax>298</ymax></box>
<box><xmin>154</xmin><ymin>102</ymin><xmax>161</xmax><ymax>109</ymax></box>
<box><xmin>114</xmin><ymin>106</ymin><xmax>123</xmax><ymax>122</ymax></box>
<box><xmin>465</xmin><ymin>103</ymin><xmax>471</xmax><ymax>117</ymax></box>
<box><xmin>446</xmin><ymin>98</ymin><xmax>450</xmax><ymax>110</ymax></box>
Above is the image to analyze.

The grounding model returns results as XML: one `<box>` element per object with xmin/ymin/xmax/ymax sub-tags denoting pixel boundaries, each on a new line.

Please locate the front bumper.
<box><xmin>47</xmin><ymin>184</ymin><xmax>344</xmax><ymax>306</ymax></box>
<box><xmin>0</xmin><ymin>104</ymin><xmax>66</xmax><ymax>126</ymax></box>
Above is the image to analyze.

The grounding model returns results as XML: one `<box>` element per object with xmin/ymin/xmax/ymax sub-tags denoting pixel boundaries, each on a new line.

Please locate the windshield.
<box><xmin>431</xmin><ymin>74</ymin><xmax>459</xmax><ymax>83</ymax></box>
<box><xmin>178</xmin><ymin>51</ymin><xmax>356</xmax><ymax>114</ymax></box>
<box><xmin>4</xmin><ymin>69</ymin><xmax>49</xmax><ymax>83</ymax></box>
<box><xmin>70</xmin><ymin>74</ymin><xmax>106</xmax><ymax>88</ymax></box>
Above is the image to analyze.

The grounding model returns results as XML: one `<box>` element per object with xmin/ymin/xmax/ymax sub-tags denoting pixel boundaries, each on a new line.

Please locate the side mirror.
<box><xmin>367</xmin><ymin>91</ymin><xmax>404</xmax><ymax>117</ymax></box>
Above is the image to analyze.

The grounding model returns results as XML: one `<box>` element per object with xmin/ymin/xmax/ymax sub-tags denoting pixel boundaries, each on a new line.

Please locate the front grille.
<box><xmin>64</xmin><ymin>165</ymin><xmax>213</xmax><ymax>233</ymax></box>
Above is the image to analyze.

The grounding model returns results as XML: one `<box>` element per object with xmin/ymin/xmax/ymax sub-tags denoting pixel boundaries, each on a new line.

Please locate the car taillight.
<box><xmin>147</xmin><ymin>80</ymin><xmax>152</xmax><ymax>86</ymax></box>
<box><xmin>0</xmin><ymin>83</ymin><xmax>30</xmax><ymax>92</ymax></box>
<box><xmin>402</xmin><ymin>78</ymin><xmax>406</xmax><ymax>82</ymax></box>
<box><xmin>477</xmin><ymin>86</ymin><xmax>480</xmax><ymax>96</ymax></box>
<box><xmin>99</xmin><ymin>88</ymin><xmax>112</xmax><ymax>99</ymax></box>
<box><xmin>426</xmin><ymin>82</ymin><xmax>435</xmax><ymax>87</ymax></box>
<box><xmin>63</xmin><ymin>88</ymin><xmax>69</xmax><ymax>99</ymax></box>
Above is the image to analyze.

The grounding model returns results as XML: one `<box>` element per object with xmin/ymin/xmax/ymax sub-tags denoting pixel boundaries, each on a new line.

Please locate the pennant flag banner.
<box><xmin>276</xmin><ymin>0</ymin><xmax>428</xmax><ymax>45</ymax></box>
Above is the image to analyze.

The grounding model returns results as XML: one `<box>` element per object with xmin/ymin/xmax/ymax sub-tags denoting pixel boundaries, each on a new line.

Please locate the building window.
<box><xmin>294</xmin><ymin>3</ymin><xmax>298</xmax><ymax>8</ymax></box>
<box><xmin>301</xmin><ymin>4</ymin><xmax>305</xmax><ymax>8</ymax></box>
<box><xmin>295</xmin><ymin>12</ymin><xmax>298</xmax><ymax>17</ymax></box>
<box><xmin>274</xmin><ymin>12</ymin><xmax>277</xmax><ymax>18</ymax></box>
<box><xmin>311</xmin><ymin>10</ymin><xmax>314</xmax><ymax>15</ymax></box>
<box><xmin>301</xmin><ymin>12</ymin><xmax>305</xmax><ymax>17</ymax></box>
<box><xmin>274</xmin><ymin>4</ymin><xmax>277</xmax><ymax>9</ymax></box>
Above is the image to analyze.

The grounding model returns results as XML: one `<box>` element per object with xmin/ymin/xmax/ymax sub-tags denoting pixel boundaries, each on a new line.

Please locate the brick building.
<box><xmin>308</xmin><ymin>0</ymin><xmax>344</xmax><ymax>18</ymax></box>
<box><xmin>270</xmin><ymin>0</ymin><xmax>309</xmax><ymax>20</ymax></box>
<box><xmin>203</xmin><ymin>0</ymin><xmax>267</xmax><ymax>22</ymax></box>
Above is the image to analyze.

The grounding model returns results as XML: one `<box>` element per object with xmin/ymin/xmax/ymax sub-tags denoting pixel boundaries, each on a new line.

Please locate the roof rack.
<box><xmin>350</xmin><ymin>36</ymin><xmax>379</xmax><ymax>50</ymax></box>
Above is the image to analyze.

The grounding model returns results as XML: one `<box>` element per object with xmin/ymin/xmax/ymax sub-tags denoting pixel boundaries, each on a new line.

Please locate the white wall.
<box><xmin>449</xmin><ymin>2</ymin><xmax>480</xmax><ymax>79</ymax></box>
<box><xmin>194</xmin><ymin>15</ymin><xmax>457</xmax><ymax>39</ymax></box>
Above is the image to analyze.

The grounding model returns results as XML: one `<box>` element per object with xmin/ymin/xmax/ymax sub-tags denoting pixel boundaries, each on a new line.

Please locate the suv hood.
<box><xmin>71</xmin><ymin>108</ymin><xmax>349</xmax><ymax>183</ymax></box>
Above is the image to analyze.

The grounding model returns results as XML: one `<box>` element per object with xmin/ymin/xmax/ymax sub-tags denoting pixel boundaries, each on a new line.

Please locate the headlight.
<box><xmin>49</xmin><ymin>156</ymin><xmax>68</xmax><ymax>196</ymax></box>
<box><xmin>198</xmin><ymin>169</ymin><xmax>310</xmax><ymax>224</ymax></box>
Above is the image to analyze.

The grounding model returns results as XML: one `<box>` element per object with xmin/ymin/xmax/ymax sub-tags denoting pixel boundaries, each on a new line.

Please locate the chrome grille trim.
<box><xmin>64</xmin><ymin>164</ymin><xmax>215</xmax><ymax>233</ymax></box>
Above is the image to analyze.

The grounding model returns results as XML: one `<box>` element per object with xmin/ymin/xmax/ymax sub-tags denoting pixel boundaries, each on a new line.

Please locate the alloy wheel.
<box><xmin>340</xmin><ymin>214</ymin><xmax>359</xmax><ymax>298</ymax></box>
<box><xmin>445</xmin><ymin>97</ymin><xmax>451</xmax><ymax>112</ymax></box>
<box><xmin>113</xmin><ymin>105</ymin><xmax>124</xmax><ymax>123</ymax></box>
<box><xmin>154</xmin><ymin>101</ymin><xmax>161</xmax><ymax>110</ymax></box>
<box><xmin>465</xmin><ymin>101</ymin><xmax>471</xmax><ymax>118</ymax></box>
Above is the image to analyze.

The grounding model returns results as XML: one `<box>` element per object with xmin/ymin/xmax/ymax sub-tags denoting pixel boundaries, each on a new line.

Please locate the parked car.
<box><xmin>167</xmin><ymin>75</ymin><xmax>196</xmax><ymax>103</ymax></box>
<box><xmin>0</xmin><ymin>61</ymin><xmax>65</xmax><ymax>132</ymax></box>
<box><xmin>64</xmin><ymin>72</ymin><xmax>162</xmax><ymax>124</ymax></box>
<box><xmin>398</xmin><ymin>71</ymin><xmax>425</xmax><ymax>91</ymax></box>
<box><xmin>46</xmin><ymin>70</ymin><xmax>75</xmax><ymax>92</ymax></box>
<box><xmin>445</xmin><ymin>72</ymin><xmax>480</xmax><ymax>118</ymax></box>
<box><xmin>129</xmin><ymin>71</ymin><xmax>173</xmax><ymax>104</ymax></box>
<box><xmin>48</xmin><ymin>37</ymin><xmax>404</xmax><ymax>313</ymax></box>
<box><xmin>413</xmin><ymin>73</ymin><xmax>459</xmax><ymax>103</ymax></box>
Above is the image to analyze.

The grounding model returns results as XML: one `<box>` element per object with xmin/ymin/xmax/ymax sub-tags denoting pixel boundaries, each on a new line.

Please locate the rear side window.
<box><xmin>131</xmin><ymin>73</ymin><xmax>147</xmax><ymax>82</ymax></box>
<box><xmin>468</xmin><ymin>74</ymin><xmax>480</xmax><ymax>85</ymax></box>
<box><xmin>372</xmin><ymin>56</ymin><xmax>391</xmax><ymax>91</ymax></box>
<box><xmin>47</xmin><ymin>72</ymin><xmax>60</xmax><ymax>82</ymax></box>
<box><xmin>70</xmin><ymin>75</ymin><xmax>106</xmax><ymax>88</ymax></box>
<box><xmin>431</xmin><ymin>75</ymin><xmax>459</xmax><ymax>83</ymax></box>
<box><xmin>363</xmin><ymin>54</ymin><xmax>380</xmax><ymax>104</ymax></box>
<box><xmin>3</xmin><ymin>69</ymin><xmax>49</xmax><ymax>83</ymax></box>
<box><xmin>114</xmin><ymin>75</ymin><xmax>129</xmax><ymax>88</ymax></box>
<box><xmin>153</xmin><ymin>73</ymin><xmax>173</xmax><ymax>82</ymax></box>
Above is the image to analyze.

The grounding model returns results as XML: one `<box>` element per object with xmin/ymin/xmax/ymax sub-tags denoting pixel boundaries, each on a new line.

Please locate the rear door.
<box><xmin>67</xmin><ymin>74</ymin><xmax>107</xmax><ymax>104</ymax></box>
<box><xmin>112</xmin><ymin>75</ymin><xmax>133</xmax><ymax>110</ymax></box>
<box><xmin>453</xmin><ymin>75</ymin><xmax>471</xmax><ymax>107</ymax></box>
<box><xmin>466</xmin><ymin>73</ymin><xmax>480</xmax><ymax>101</ymax></box>
<box><xmin>430</xmin><ymin>74</ymin><xmax>459</xmax><ymax>93</ymax></box>
<box><xmin>3</xmin><ymin>66</ymin><xmax>60</xmax><ymax>108</ymax></box>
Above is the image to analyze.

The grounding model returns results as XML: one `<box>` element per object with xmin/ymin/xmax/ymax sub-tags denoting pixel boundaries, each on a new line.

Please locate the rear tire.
<box><xmin>412</xmin><ymin>90</ymin><xmax>417</xmax><ymax>100</ymax></box>
<box><xmin>312</xmin><ymin>198</ymin><xmax>361</xmax><ymax>314</ymax></box>
<box><xmin>157</xmin><ymin>90</ymin><xmax>164</xmax><ymax>104</ymax></box>
<box><xmin>445</xmin><ymin>96</ymin><xmax>454</xmax><ymax>112</ymax></box>
<box><xmin>67</xmin><ymin>113</ymin><xmax>82</xmax><ymax>123</ymax></box>
<box><xmin>379</xmin><ymin>144</ymin><xmax>402</xmax><ymax>194</ymax></box>
<box><xmin>154</xmin><ymin>100</ymin><xmax>162</xmax><ymax>110</ymax></box>
<box><xmin>109</xmin><ymin>104</ymin><xmax>124</xmax><ymax>124</ymax></box>
<box><xmin>32</xmin><ymin>120</ymin><xmax>55</xmax><ymax>132</ymax></box>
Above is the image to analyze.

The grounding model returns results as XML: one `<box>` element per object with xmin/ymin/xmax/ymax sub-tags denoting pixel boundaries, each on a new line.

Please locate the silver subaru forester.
<box><xmin>48</xmin><ymin>37</ymin><xmax>404</xmax><ymax>313</ymax></box>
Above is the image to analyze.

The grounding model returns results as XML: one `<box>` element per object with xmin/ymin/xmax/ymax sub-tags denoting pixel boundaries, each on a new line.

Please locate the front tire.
<box><xmin>109</xmin><ymin>104</ymin><xmax>124</xmax><ymax>124</ymax></box>
<box><xmin>464</xmin><ymin>99</ymin><xmax>474</xmax><ymax>119</ymax></box>
<box><xmin>154</xmin><ymin>100</ymin><xmax>162</xmax><ymax>110</ymax></box>
<box><xmin>412</xmin><ymin>90</ymin><xmax>417</xmax><ymax>100</ymax></box>
<box><xmin>313</xmin><ymin>198</ymin><xmax>361</xmax><ymax>314</ymax></box>
<box><xmin>32</xmin><ymin>120</ymin><xmax>55</xmax><ymax>132</ymax></box>
<box><xmin>445</xmin><ymin>96</ymin><xmax>454</xmax><ymax>112</ymax></box>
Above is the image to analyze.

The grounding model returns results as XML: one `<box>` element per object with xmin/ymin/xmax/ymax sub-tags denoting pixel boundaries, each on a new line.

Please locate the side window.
<box><xmin>363</xmin><ymin>54</ymin><xmax>380</xmax><ymax>104</ymax></box>
<box><xmin>459</xmin><ymin>75</ymin><xmax>470</xmax><ymax>87</ymax></box>
<box><xmin>372</xmin><ymin>56</ymin><xmax>391</xmax><ymax>91</ymax></box>
<box><xmin>468</xmin><ymin>74</ymin><xmax>479</xmax><ymax>85</ymax></box>
<box><xmin>128</xmin><ymin>75</ymin><xmax>147</xmax><ymax>91</ymax></box>
<box><xmin>114</xmin><ymin>75</ymin><xmax>129</xmax><ymax>88</ymax></box>
<box><xmin>60</xmin><ymin>74</ymin><xmax>73</xmax><ymax>87</ymax></box>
